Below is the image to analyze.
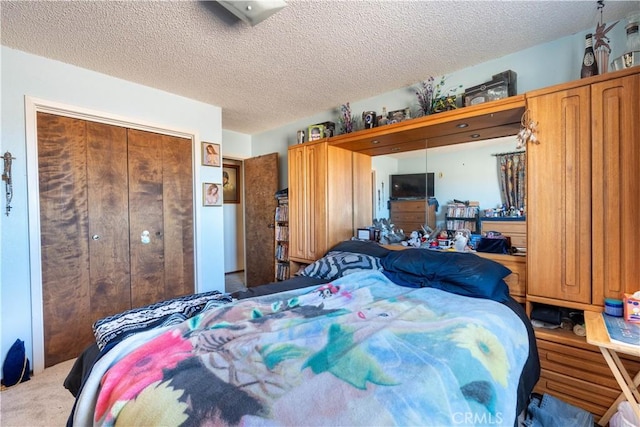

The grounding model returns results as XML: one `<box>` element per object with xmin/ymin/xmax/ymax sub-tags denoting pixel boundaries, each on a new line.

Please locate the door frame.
<box><xmin>25</xmin><ymin>96</ymin><xmax>201</xmax><ymax>374</ymax></box>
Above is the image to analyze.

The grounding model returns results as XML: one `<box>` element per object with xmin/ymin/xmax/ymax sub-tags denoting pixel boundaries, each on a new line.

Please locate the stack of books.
<box><xmin>603</xmin><ymin>314</ymin><xmax>640</xmax><ymax>348</ymax></box>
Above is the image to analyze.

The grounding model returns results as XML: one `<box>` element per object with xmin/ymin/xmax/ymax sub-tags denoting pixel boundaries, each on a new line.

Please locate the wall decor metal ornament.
<box><xmin>2</xmin><ymin>152</ymin><xmax>14</xmax><ymax>216</ymax></box>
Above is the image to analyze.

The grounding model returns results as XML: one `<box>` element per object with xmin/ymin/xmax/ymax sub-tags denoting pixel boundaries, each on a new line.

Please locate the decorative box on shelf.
<box><xmin>464</xmin><ymin>70</ymin><xmax>517</xmax><ymax>107</ymax></box>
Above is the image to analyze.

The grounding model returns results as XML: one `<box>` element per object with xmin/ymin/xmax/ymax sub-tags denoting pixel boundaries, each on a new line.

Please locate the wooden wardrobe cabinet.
<box><xmin>526</xmin><ymin>68</ymin><xmax>639</xmax><ymax>309</ymax></box>
<box><xmin>526</xmin><ymin>69</ymin><xmax>639</xmax><ymax>420</ymax></box>
<box><xmin>288</xmin><ymin>141</ymin><xmax>371</xmax><ymax>269</ymax></box>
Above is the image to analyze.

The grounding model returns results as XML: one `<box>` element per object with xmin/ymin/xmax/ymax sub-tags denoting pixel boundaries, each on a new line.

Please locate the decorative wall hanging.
<box><xmin>223</xmin><ymin>164</ymin><xmax>240</xmax><ymax>204</ymax></box>
<box><xmin>593</xmin><ymin>0</ymin><xmax>618</xmax><ymax>74</ymax></box>
<box><xmin>202</xmin><ymin>142</ymin><xmax>221</xmax><ymax>167</ymax></box>
<box><xmin>515</xmin><ymin>110</ymin><xmax>538</xmax><ymax>149</ymax></box>
<box><xmin>2</xmin><ymin>151</ymin><xmax>15</xmax><ymax>216</ymax></box>
<box><xmin>203</xmin><ymin>182</ymin><xmax>222</xmax><ymax>206</ymax></box>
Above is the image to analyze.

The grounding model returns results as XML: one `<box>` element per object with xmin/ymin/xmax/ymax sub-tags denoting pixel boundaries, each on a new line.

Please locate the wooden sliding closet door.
<box><xmin>38</xmin><ymin>113</ymin><xmax>194</xmax><ymax>367</ymax></box>
<box><xmin>127</xmin><ymin>129</ymin><xmax>194</xmax><ymax>307</ymax></box>
<box><xmin>39</xmin><ymin>113</ymin><xmax>131</xmax><ymax>366</ymax></box>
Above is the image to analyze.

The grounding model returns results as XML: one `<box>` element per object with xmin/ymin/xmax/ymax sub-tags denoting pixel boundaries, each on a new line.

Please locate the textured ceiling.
<box><xmin>2</xmin><ymin>1</ymin><xmax>638</xmax><ymax>135</ymax></box>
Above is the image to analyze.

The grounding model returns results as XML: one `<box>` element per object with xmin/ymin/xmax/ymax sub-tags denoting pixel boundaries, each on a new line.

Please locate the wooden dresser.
<box><xmin>533</xmin><ymin>328</ymin><xmax>640</xmax><ymax>421</ymax></box>
<box><xmin>480</xmin><ymin>219</ymin><xmax>526</xmax><ymax>249</ymax></box>
<box><xmin>389</xmin><ymin>200</ymin><xmax>436</xmax><ymax>235</ymax></box>
<box><xmin>475</xmin><ymin>252</ymin><xmax>526</xmax><ymax>303</ymax></box>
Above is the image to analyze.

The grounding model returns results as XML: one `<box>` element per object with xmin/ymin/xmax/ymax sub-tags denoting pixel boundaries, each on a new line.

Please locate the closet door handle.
<box><xmin>92</xmin><ymin>234</ymin><xmax>100</xmax><ymax>241</ymax></box>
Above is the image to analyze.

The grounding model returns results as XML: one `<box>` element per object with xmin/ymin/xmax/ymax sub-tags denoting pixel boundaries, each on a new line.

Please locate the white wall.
<box><xmin>1</xmin><ymin>47</ymin><xmax>224</xmax><ymax>372</ymax></box>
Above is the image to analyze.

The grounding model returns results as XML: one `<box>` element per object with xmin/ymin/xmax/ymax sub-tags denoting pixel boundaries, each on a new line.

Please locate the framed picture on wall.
<box><xmin>223</xmin><ymin>164</ymin><xmax>240</xmax><ymax>204</ymax></box>
<box><xmin>203</xmin><ymin>182</ymin><xmax>222</xmax><ymax>206</ymax></box>
<box><xmin>202</xmin><ymin>142</ymin><xmax>221</xmax><ymax>167</ymax></box>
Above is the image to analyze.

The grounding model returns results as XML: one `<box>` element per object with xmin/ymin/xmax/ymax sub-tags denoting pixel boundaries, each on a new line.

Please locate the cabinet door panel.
<box><xmin>305</xmin><ymin>143</ymin><xmax>327</xmax><ymax>260</ymax></box>
<box><xmin>288</xmin><ymin>146</ymin><xmax>306</xmax><ymax>261</ymax></box>
<box><xmin>527</xmin><ymin>87</ymin><xmax>592</xmax><ymax>303</ymax></box>
<box><xmin>591</xmin><ymin>73</ymin><xmax>640</xmax><ymax>302</ymax></box>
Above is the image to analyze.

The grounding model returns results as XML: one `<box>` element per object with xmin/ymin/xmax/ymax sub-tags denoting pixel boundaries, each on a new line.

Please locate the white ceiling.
<box><xmin>2</xmin><ymin>1</ymin><xmax>638</xmax><ymax>135</ymax></box>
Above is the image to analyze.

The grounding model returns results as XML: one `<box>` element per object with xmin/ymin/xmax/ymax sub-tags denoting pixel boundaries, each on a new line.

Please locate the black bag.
<box><xmin>1</xmin><ymin>339</ymin><xmax>30</xmax><ymax>387</ymax></box>
<box><xmin>476</xmin><ymin>236</ymin><xmax>511</xmax><ymax>254</ymax></box>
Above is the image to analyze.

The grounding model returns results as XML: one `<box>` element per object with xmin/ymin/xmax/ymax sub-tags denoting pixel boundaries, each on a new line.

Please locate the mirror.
<box><xmin>371</xmin><ymin>135</ymin><xmax>520</xmax><ymax>234</ymax></box>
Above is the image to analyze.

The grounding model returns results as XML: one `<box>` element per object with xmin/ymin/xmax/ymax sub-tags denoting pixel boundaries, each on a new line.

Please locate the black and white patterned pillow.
<box><xmin>297</xmin><ymin>251</ymin><xmax>383</xmax><ymax>281</ymax></box>
<box><xmin>93</xmin><ymin>291</ymin><xmax>233</xmax><ymax>350</ymax></box>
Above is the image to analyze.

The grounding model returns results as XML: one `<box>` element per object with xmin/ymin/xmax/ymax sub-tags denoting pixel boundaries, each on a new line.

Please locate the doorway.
<box><xmin>222</xmin><ymin>153</ymin><xmax>279</xmax><ymax>290</ymax></box>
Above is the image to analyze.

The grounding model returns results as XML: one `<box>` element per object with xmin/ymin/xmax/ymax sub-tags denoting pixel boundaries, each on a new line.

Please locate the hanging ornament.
<box><xmin>593</xmin><ymin>0</ymin><xmax>619</xmax><ymax>74</ymax></box>
<box><xmin>516</xmin><ymin>110</ymin><xmax>538</xmax><ymax>149</ymax></box>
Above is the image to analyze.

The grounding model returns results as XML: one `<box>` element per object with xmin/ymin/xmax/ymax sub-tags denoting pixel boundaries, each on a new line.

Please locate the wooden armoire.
<box><xmin>37</xmin><ymin>112</ymin><xmax>194</xmax><ymax>366</ymax></box>
<box><xmin>526</xmin><ymin>68</ymin><xmax>640</xmax><ymax>419</ymax></box>
<box><xmin>288</xmin><ymin>140</ymin><xmax>372</xmax><ymax>270</ymax></box>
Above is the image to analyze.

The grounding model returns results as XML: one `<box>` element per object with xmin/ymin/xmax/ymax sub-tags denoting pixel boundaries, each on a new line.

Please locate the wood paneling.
<box><xmin>38</xmin><ymin>113</ymin><xmax>93</xmax><ymax>367</ymax></box>
<box><xmin>161</xmin><ymin>133</ymin><xmax>194</xmax><ymax>298</ymax></box>
<box><xmin>38</xmin><ymin>114</ymin><xmax>194</xmax><ymax>366</ymax></box>
<box><xmin>86</xmin><ymin>121</ymin><xmax>131</xmax><ymax>321</ymax></box>
<box><xmin>245</xmin><ymin>153</ymin><xmax>278</xmax><ymax>287</ymax></box>
<box><xmin>289</xmin><ymin>141</ymin><xmax>370</xmax><ymax>264</ymax></box>
<box><xmin>328</xmin><ymin>96</ymin><xmax>525</xmax><ymax>155</ymax></box>
<box><xmin>591</xmin><ymin>73</ymin><xmax>640</xmax><ymax>302</ymax></box>
<box><xmin>526</xmin><ymin>86</ymin><xmax>592</xmax><ymax>304</ymax></box>
<box><xmin>127</xmin><ymin>129</ymin><xmax>166</xmax><ymax>307</ymax></box>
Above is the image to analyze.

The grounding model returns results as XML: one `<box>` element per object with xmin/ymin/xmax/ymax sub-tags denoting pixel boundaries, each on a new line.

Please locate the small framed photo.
<box><xmin>307</xmin><ymin>125</ymin><xmax>324</xmax><ymax>142</ymax></box>
<box><xmin>387</xmin><ymin>108</ymin><xmax>408</xmax><ymax>124</ymax></box>
<box><xmin>357</xmin><ymin>228</ymin><xmax>372</xmax><ymax>240</ymax></box>
<box><xmin>202</xmin><ymin>142</ymin><xmax>221</xmax><ymax>167</ymax></box>
<box><xmin>223</xmin><ymin>164</ymin><xmax>240</xmax><ymax>204</ymax></box>
<box><xmin>203</xmin><ymin>182</ymin><xmax>222</xmax><ymax>206</ymax></box>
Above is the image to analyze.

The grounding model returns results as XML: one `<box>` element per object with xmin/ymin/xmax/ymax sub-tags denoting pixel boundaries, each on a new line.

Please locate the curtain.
<box><xmin>496</xmin><ymin>151</ymin><xmax>526</xmax><ymax>213</ymax></box>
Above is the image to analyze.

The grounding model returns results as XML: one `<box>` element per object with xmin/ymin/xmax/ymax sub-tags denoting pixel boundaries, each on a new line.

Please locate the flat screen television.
<box><xmin>390</xmin><ymin>173</ymin><xmax>434</xmax><ymax>199</ymax></box>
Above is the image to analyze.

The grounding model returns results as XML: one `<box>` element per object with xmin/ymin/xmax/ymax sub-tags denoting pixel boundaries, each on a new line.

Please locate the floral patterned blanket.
<box><xmin>73</xmin><ymin>271</ymin><xmax>530</xmax><ymax>426</ymax></box>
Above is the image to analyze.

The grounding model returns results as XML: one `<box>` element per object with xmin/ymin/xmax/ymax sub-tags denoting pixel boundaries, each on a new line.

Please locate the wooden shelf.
<box><xmin>326</xmin><ymin>95</ymin><xmax>526</xmax><ymax>156</ymax></box>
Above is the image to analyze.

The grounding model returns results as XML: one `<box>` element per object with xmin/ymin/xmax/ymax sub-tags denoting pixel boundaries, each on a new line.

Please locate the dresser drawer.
<box><xmin>509</xmin><ymin>234</ymin><xmax>527</xmax><ymax>248</ymax></box>
<box><xmin>390</xmin><ymin>200</ymin><xmax>426</xmax><ymax>213</ymax></box>
<box><xmin>481</xmin><ymin>220</ymin><xmax>526</xmax><ymax>248</ymax></box>
<box><xmin>391</xmin><ymin>212</ymin><xmax>427</xmax><ymax>223</ymax></box>
<box><xmin>481</xmin><ymin>220</ymin><xmax>526</xmax><ymax>234</ymax></box>
<box><xmin>537</xmin><ymin>338</ymin><xmax>640</xmax><ymax>389</ymax></box>
<box><xmin>474</xmin><ymin>253</ymin><xmax>525</xmax><ymax>297</ymax></box>
<box><xmin>534</xmin><ymin>369</ymin><xmax>614</xmax><ymax>418</ymax></box>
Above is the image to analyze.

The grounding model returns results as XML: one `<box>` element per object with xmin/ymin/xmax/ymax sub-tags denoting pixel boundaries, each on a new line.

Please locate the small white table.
<box><xmin>584</xmin><ymin>311</ymin><xmax>640</xmax><ymax>426</ymax></box>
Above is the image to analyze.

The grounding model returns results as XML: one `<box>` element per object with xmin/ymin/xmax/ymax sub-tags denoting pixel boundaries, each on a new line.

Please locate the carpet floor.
<box><xmin>0</xmin><ymin>358</ymin><xmax>76</xmax><ymax>426</ymax></box>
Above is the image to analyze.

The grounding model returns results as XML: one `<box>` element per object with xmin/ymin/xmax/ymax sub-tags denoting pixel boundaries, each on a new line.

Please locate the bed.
<box><xmin>66</xmin><ymin>240</ymin><xmax>539</xmax><ymax>426</ymax></box>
